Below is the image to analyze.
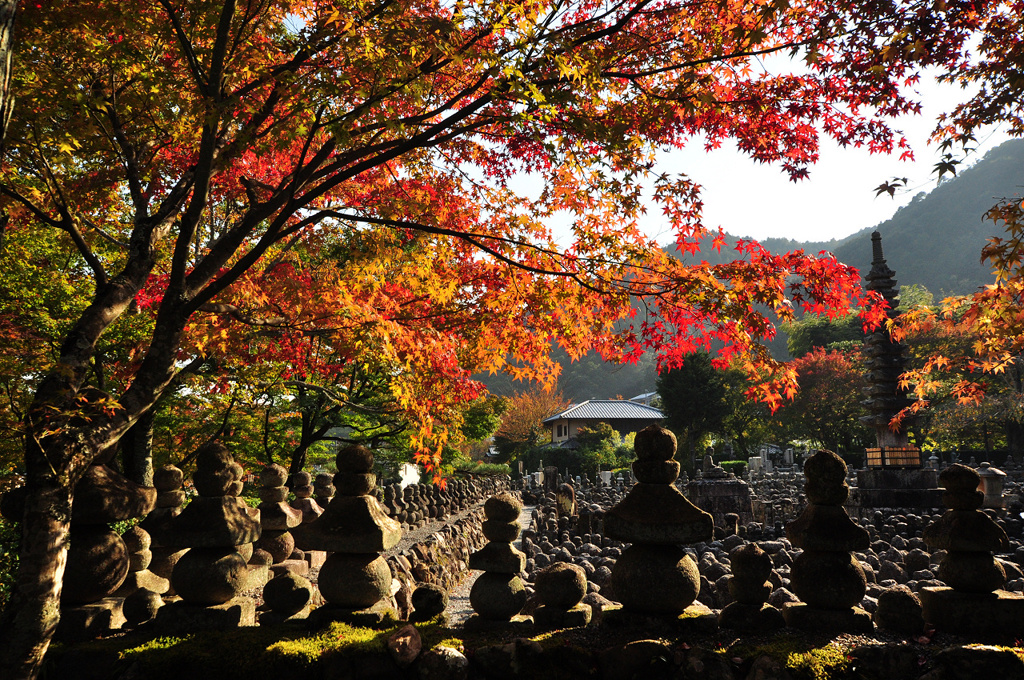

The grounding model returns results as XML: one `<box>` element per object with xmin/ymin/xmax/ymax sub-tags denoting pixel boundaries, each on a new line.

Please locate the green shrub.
<box><xmin>453</xmin><ymin>460</ymin><xmax>510</xmax><ymax>476</ymax></box>
<box><xmin>719</xmin><ymin>460</ymin><xmax>747</xmax><ymax>476</ymax></box>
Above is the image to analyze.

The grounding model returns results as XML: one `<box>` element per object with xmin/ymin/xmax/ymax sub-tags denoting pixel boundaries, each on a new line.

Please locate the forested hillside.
<box><xmin>680</xmin><ymin>138</ymin><xmax>1024</xmax><ymax>296</ymax></box>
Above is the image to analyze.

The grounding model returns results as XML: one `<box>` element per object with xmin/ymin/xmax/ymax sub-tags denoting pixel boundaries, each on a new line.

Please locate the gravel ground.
<box><xmin>445</xmin><ymin>504</ymin><xmax>535</xmax><ymax>626</ymax></box>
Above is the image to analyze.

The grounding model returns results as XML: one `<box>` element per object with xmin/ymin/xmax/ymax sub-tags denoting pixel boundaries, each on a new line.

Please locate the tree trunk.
<box><xmin>121</xmin><ymin>409</ymin><xmax>155</xmax><ymax>486</ymax></box>
<box><xmin>687</xmin><ymin>430</ymin><xmax>695</xmax><ymax>474</ymax></box>
<box><xmin>0</xmin><ymin>474</ymin><xmax>73</xmax><ymax>680</ymax></box>
<box><xmin>0</xmin><ymin>0</ymin><xmax>16</xmax><ymax>146</ymax></box>
<box><xmin>1006</xmin><ymin>419</ymin><xmax>1024</xmax><ymax>465</ymax></box>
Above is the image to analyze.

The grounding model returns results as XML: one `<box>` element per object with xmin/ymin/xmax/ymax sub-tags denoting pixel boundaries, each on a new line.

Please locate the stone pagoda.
<box><xmin>467</xmin><ymin>491</ymin><xmax>529</xmax><ymax>628</ymax></box>
<box><xmin>851</xmin><ymin>231</ymin><xmax>941</xmax><ymax>510</ymax></box>
<box><xmin>58</xmin><ymin>460</ymin><xmax>156</xmax><ymax>640</ymax></box>
<box><xmin>785</xmin><ymin>450</ymin><xmax>873</xmax><ymax>633</ymax></box>
<box><xmin>255</xmin><ymin>464</ymin><xmax>306</xmax><ymax>577</ymax></box>
<box><xmin>920</xmin><ymin>464</ymin><xmax>1024</xmax><ymax>639</ymax></box>
<box><xmin>152</xmin><ymin>443</ymin><xmax>261</xmax><ymax>631</ymax></box>
<box><xmin>604</xmin><ymin>425</ymin><xmax>714</xmax><ymax>621</ymax></box>
<box><xmin>301</xmin><ymin>444</ymin><xmax>402</xmax><ymax>626</ymax></box>
<box><xmin>139</xmin><ymin>465</ymin><xmax>188</xmax><ymax>595</ymax></box>
<box><xmin>718</xmin><ymin>543</ymin><xmax>785</xmax><ymax>633</ymax></box>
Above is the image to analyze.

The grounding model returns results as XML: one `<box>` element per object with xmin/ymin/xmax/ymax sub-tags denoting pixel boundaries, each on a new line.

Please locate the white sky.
<box><xmin>638</xmin><ymin>73</ymin><xmax>1012</xmax><ymax>245</ymax></box>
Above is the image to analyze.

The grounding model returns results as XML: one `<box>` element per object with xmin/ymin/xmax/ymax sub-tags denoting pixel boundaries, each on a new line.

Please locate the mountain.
<box><xmin>676</xmin><ymin>138</ymin><xmax>1024</xmax><ymax>297</ymax></box>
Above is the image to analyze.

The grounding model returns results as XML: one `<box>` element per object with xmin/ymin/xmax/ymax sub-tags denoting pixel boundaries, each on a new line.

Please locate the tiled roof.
<box><xmin>542</xmin><ymin>399</ymin><xmax>665</xmax><ymax>423</ymax></box>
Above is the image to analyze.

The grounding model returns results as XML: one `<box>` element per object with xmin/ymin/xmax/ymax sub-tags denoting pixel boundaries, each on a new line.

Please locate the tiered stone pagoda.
<box><xmin>59</xmin><ymin>460</ymin><xmax>156</xmax><ymax>639</ymax></box>
<box><xmin>604</xmin><ymin>425</ymin><xmax>714</xmax><ymax>619</ymax></box>
<box><xmin>152</xmin><ymin>443</ymin><xmax>261</xmax><ymax>630</ymax></box>
<box><xmin>256</xmin><ymin>464</ymin><xmax>305</xmax><ymax>577</ymax></box>
<box><xmin>860</xmin><ymin>231</ymin><xmax>914</xmax><ymax>447</ymax></box>
<box><xmin>114</xmin><ymin>525</ymin><xmax>169</xmax><ymax>599</ymax></box>
<box><xmin>289</xmin><ymin>471</ymin><xmax>324</xmax><ymax>524</ymax></box>
<box><xmin>139</xmin><ymin>465</ymin><xmax>188</xmax><ymax>594</ymax></box>
<box><xmin>313</xmin><ymin>472</ymin><xmax>335</xmax><ymax>507</ymax></box>
<box><xmin>302</xmin><ymin>444</ymin><xmax>402</xmax><ymax>626</ymax></box>
<box><xmin>467</xmin><ymin>491</ymin><xmax>529</xmax><ymax>627</ymax></box>
<box><xmin>291</xmin><ymin>470</ymin><xmax>327</xmax><ymax>570</ymax></box>
<box><xmin>851</xmin><ymin>232</ymin><xmax>941</xmax><ymax>510</ymax></box>
<box><xmin>785</xmin><ymin>450</ymin><xmax>873</xmax><ymax>633</ymax></box>
<box><xmin>718</xmin><ymin>543</ymin><xmax>785</xmax><ymax>633</ymax></box>
<box><xmin>920</xmin><ymin>464</ymin><xmax>1024</xmax><ymax>638</ymax></box>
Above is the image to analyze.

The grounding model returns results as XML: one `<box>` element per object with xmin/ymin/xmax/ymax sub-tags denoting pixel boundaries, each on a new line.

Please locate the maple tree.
<box><xmin>492</xmin><ymin>386</ymin><xmax>569</xmax><ymax>463</ymax></box>
<box><xmin>773</xmin><ymin>346</ymin><xmax>871</xmax><ymax>455</ymax></box>
<box><xmin>885</xmin><ymin>0</ymin><xmax>1024</xmax><ymax>454</ymax></box>
<box><xmin>894</xmin><ymin>265</ymin><xmax>1024</xmax><ymax>459</ymax></box>
<box><xmin>0</xmin><ymin>0</ymin><xmax>996</xmax><ymax>676</ymax></box>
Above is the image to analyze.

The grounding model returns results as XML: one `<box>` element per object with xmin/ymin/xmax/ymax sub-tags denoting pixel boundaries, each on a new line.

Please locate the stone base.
<box><xmin>850</xmin><ymin>488</ymin><xmax>944</xmax><ymax>509</ymax></box>
<box><xmin>258</xmin><ymin>605</ymin><xmax>312</xmax><ymax>626</ymax></box>
<box><xmin>782</xmin><ymin>603</ymin><xmax>874</xmax><ymax>634</ymax></box>
<box><xmin>305</xmin><ymin>550</ymin><xmax>327</xmax><ymax>570</ymax></box>
<box><xmin>685</xmin><ymin>478</ymin><xmax>754</xmax><ymax>526</ymax></box>
<box><xmin>602</xmin><ymin>601</ymin><xmax>718</xmax><ymax>635</ymax></box>
<box><xmin>270</xmin><ymin>559</ymin><xmax>309</xmax><ymax>578</ymax></box>
<box><xmin>920</xmin><ymin>587</ymin><xmax>1024</xmax><ymax>640</ymax></box>
<box><xmin>115</xmin><ymin>569</ymin><xmax>170</xmax><ymax>597</ymax></box>
<box><xmin>307</xmin><ymin>600</ymin><xmax>398</xmax><ymax>629</ymax></box>
<box><xmin>56</xmin><ymin>597</ymin><xmax>126</xmax><ymax>642</ymax></box>
<box><xmin>463</xmin><ymin>613</ymin><xmax>534</xmax><ymax>632</ymax></box>
<box><xmin>850</xmin><ymin>468</ymin><xmax>943</xmax><ymax>510</ymax></box>
<box><xmin>534</xmin><ymin>603</ymin><xmax>592</xmax><ymax>629</ymax></box>
<box><xmin>244</xmin><ymin>564</ymin><xmax>270</xmax><ymax>590</ymax></box>
<box><xmin>153</xmin><ymin>597</ymin><xmax>256</xmax><ymax>634</ymax></box>
<box><xmin>719</xmin><ymin>602</ymin><xmax>785</xmax><ymax>634</ymax></box>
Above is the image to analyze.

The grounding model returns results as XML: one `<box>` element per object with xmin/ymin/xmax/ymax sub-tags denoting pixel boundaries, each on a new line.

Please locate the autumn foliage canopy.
<box><xmin>1</xmin><ymin>0</ymin><xmax>1018</xmax><ymax>676</ymax></box>
<box><xmin>1</xmin><ymin>0</ymin><xmax>988</xmax><ymax>476</ymax></box>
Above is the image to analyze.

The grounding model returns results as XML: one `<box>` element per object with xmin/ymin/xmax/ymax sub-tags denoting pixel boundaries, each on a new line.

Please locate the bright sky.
<box><xmin>638</xmin><ymin>73</ymin><xmax>1012</xmax><ymax>246</ymax></box>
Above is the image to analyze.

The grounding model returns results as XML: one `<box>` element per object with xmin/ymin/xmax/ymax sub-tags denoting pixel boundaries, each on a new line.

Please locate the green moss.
<box><xmin>120</xmin><ymin>635</ymin><xmax>190</xmax><ymax>656</ymax></box>
<box><xmin>678</xmin><ymin>606</ymin><xmax>707</xmax><ymax>620</ymax></box>
<box><xmin>726</xmin><ymin>635</ymin><xmax>851</xmax><ymax>680</ymax></box>
<box><xmin>786</xmin><ymin>643</ymin><xmax>850</xmax><ymax>680</ymax></box>
<box><xmin>966</xmin><ymin>643</ymin><xmax>1024</xmax><ymax>663</ymax></box>
<box><xmin>117</xmin><ymin>629</ymin><xmax>287</xmax><ymax>680</ymax></box>
<box><xmin>102</xmin><ymin>621</ymin><xmax>457</xmax><ymax>680</ymax></box>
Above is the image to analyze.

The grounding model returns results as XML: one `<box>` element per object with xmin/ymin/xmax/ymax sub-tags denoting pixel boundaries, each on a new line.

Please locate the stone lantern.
<box><xmin>977</xmin><ymin>462</ymin><xmax>1007</xmax><ymax>509</ymax></box>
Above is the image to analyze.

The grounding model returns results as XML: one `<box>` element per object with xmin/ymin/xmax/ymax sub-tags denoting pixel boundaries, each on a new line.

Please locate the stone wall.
<box><xmin>387</xmin><ymin>507</ymin><xmax>489</xmax><ymax>619</ymax></box>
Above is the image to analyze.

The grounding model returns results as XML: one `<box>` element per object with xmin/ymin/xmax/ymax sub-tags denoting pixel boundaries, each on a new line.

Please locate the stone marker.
<box><xmin>874</xmin><ymin>584</ymin><xmax>924</xmax><ymax>636</ymax></box>
<box><xmin>153</xmin><ymin>443</ymin><xmax>261</xmax><ymax>631</ymax></box>
<box><xmin>718</xmin><ymin>543</ymin><xmax>785</xmax><ymax>633</ymax></box>
<box><xmin>57</xmin><ymin>461</ymin><xmax>157</xmax><ymax>640</ymax></box>
<box><xmin>140</xmin><ymin>465</ymin><xmax>188</xmax><ymax>595</ymax></box>
<box><xmin>313</xmin><ymin>472</ymin><xmax>335</xmax><ymax>508</ymax></box>
<box><xmin>466</xmin><ymin>491</ymin><xmax>530</xmax><ymax>627</ymax></box>
<box><xmin>604</xmin><ymin>425</ymin><xmax>714</xmax><ymax>620</ymax></box>
<box><xmin>302</xmin><ymin>444</ymin><xmax>402</xmax><ymax>626</ymax></box>
<box><xmin>261</xmin><ymin>571</ymin><xmax>317</xmax><ymax>623</ymax></box>
<box><xmin>533</xmin><ymin>562</ymin><xmax>591</xmax><ymax>629</ymax></box>
<box><xmin>921</xmin><ymin>463</ymin><xmax>1024</xmax><ymax>639</ymax></box>
<box><xmin>256</xmin><ymin>464</ymin><xmax>306</xmax><ymax>577</ymax></box>
<box><xmin>784</xmin><ymin>450</ymin><xmax>873</xmax><ymax>633</ymax></box>
<box><xmin>410</xmin><ymin>583</ymin><xmax>449</xmax><ymax>623</ymax></box>
<box><xmin>115</xmin><ymin>525</ymin><xmax>170</xmax><ymax>599</ymax></box>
